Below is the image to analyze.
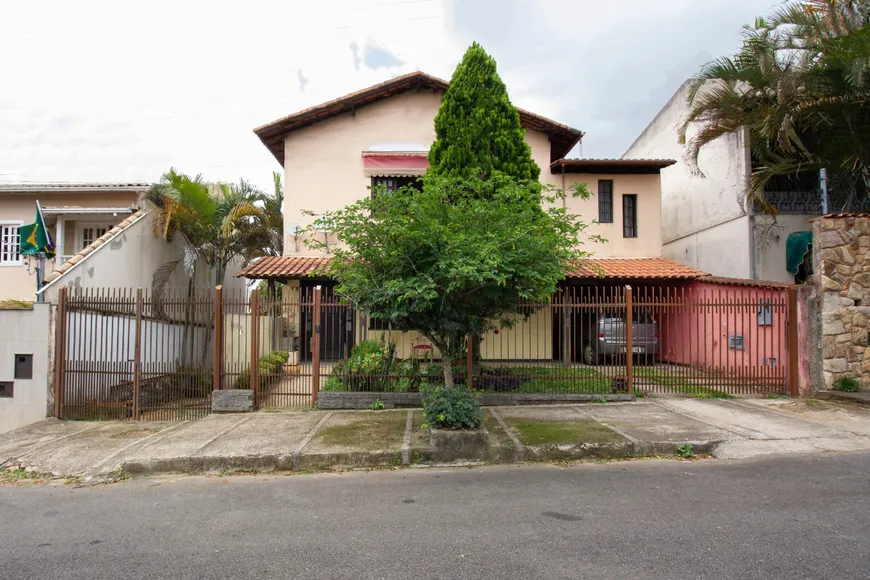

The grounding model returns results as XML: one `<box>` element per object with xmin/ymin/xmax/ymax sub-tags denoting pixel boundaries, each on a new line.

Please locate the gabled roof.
<box><xmin>236</xmin><ymin>256</ymin><xmax>707</xmax><ymax>281</ymax></box>
<box><xmin>0</xmin><ymin>183</ymin><xmax>151</xmax><ymax>194</ymax></box>
<box><xmin>254</xmin><ymin>71</ymin><xmax>584</xmax><ymax>166</ymax></box>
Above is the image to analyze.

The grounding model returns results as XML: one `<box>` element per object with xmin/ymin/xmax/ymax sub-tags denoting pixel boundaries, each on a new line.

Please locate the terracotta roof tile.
<box><xmin>254</xmin><ymin>71</ymin><xmax>584</xmax><ymax>165</ymax></box>
<box><xmin>236</xmin><ymin>256</ymin><xmax>707</xmax><ymax>281</ymax></box>
<box><xmin>235</xmin><ymin>256</ymin><xmax>331</xmax><ymax>279</ymax></box>
<box><xmin>569</xmin><ymin>258</ymin><xmax>707</xmax><ymax>279</ymax></box>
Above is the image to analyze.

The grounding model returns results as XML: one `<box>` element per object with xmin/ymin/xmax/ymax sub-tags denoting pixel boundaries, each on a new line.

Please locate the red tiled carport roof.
<box><xmin>236</xmin><ymin>256</ymin><xmax>708</xmax><ymax>281</ymax></box>
<box><xmin>253</xmin><ymin>71</ymin><xmax>584</xmax><ymax>166</ymax></box>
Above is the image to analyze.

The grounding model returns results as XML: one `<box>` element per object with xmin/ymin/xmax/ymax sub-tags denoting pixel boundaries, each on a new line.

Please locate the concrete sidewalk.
<box><xmin>3</xmin><ymin>398</ymin><xmax>870</xmax><ymax>482</ymax></box>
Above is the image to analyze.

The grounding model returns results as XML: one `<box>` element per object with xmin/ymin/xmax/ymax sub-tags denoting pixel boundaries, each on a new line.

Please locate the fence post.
<box><xmin>133</xmin><ymin>288</ymin><xmax>143</xmax><ymax>420</ymax></box>
<box><xmin>625</xmin><ymin>286</ymin><xmax>634</xmax><ymax>394</ymax></box>
<box><xmin>311</xmin><ymin>285</ymin><xmax>322</xmax><ymax>407</ymax></box>
<box><xmin>250</xmin><ymin>290</ymin><xmax>260</xmax><ymax>409</ymax></box>
<box><xmin>53</xmin><ymin>286</ymin><xmax>68</xmax><ymax>419</ymax></box>
<box><xmin>466</xmin><ymin>335</ymin><xmax>473</xmax><ymax>391</ymax></box>
<box><xmin>787</xmin><ymin>287</ymin><xmax>799</xmax><ymax>397</ymax></box>
<box><xmin>213</xmin><ymin>286</ymin><xmax>223</xmax><ymax>392</ymax></box>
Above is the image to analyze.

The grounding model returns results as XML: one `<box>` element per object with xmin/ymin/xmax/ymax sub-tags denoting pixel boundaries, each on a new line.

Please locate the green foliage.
<box><xmin>326</xmin><ymin>336</ymin><xmax>399</xmax><ymax>392</ymax></box>
<box><xmin>677</xmin><ymin>443</ymin><xmax>695</xmax><ymax>459</ymax></box>
<box><xmin>833</xmin><ymin>375</ymin><xmax>862</xmax><ymax>392</ymax></box>
<box><xmin>428</xmin><ymin>43</ymin><xmax>540</xmax><ymax>183</ymax></box>
<box><xmin>307</xmin><ymin>174</ymin><xmax>597</xmax><ymax>388</ymax></box>
<box><xmin>368</xmin><ymin>399</ymin><xmax>386</xmax><ymax>410</ymax></box>
<box><xmin>145</xmin><ymin>169</ymin><xmax>274</xmax><ymax>286</ymax></box>
<box><xmin>680</xmin><ymin>1</ymin><xmax>870</xmax><ymax>211</ymax></box>
<box><xmin>421</xmin><ymin>385</ymin><xmax>483</xmax><ymax>430</ymax></box>
<box><xmin>233</xmin><ymin>350</ymin><xmax>289</xmax><ymax>390</ymax></box>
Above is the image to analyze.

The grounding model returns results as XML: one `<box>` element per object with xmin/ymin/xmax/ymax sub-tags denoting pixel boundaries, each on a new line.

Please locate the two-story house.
<box><xmin>237</xmin><ymin>72</ymin><xmax>707</xmax><ymax>362</ymax></box>
<box><xmin>0</xmin><ymin>183</ymin><xmax>149</xmax><ymax>301</ymax></box>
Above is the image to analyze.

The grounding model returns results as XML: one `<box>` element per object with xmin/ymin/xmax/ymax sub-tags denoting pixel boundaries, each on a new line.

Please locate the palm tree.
<box><xmin>678</xmin><ymin>0</ymin><xmax>870</xmax><ymax>212</ymax></box>
<box><xmin>144</xmin><ymin>169</ymin><xmax>270</xmax><ymax>363</ymax></box>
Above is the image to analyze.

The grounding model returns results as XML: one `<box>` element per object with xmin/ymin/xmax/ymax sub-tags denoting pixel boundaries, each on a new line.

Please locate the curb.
<box><xmin>816</xmin><ymin>390</ymin><xmax>870</xmax><ymax>406</ymax></box>
<box><xmin>119</xmin><ymin>440</ymin><xmax>721</xmax><ymax>477</ymax></box>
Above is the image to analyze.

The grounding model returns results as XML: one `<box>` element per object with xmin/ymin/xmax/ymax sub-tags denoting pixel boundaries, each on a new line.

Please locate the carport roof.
<box><xmin>236</xmin><ymin>256</ymin><xmax>708</xmax><ymax>281</ymax></box>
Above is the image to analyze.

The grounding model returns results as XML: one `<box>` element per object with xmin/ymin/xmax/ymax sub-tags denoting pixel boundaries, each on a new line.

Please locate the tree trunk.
<box><xmin>472</xmin><ymin>334</ymin><xmax>482</xmax><ymax>375</ymax></box>
<box><xmin>441</xmin><ymin>357</ymin><xmax>455</xmax><ymax>391</ymax></box>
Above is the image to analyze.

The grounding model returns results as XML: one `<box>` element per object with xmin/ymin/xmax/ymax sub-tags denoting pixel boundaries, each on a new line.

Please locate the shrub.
<box><xmin>421</xmin><ymin>386</ymin><xmax>483</xmax><ymax>430</ymax></box>
<box><xmin>328</xmin><ymin>336</ymin><xmax>398</xmax><ymax>392</ymax></box>
<box><xmin>833</xmin><ymin>376</ymin><xmax>861</xmax><ymax>393</ymax></box>
<box><xmin>233</xmin><ymin>350</ymin><xmax>289</xmax><ymax>390</ymax></box>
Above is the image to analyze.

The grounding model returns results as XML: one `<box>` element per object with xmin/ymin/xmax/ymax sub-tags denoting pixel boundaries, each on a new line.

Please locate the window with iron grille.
<box><xmin>598</xmin><ymin>180</ymin><xmax>613</xmax><ymax>223</ymax></box>
<box><xmin>0</xmin><ymin>223</ymin><xmax>22</xmax><ymax>265</ymax></box>
<box><xmin>371</xmin><ymin>176</ymin><xmax>422</xmax><ymax>195</ymax></box>
<box><xmin>623</xmin><ymin>194</ymin><xmax>637</xmax><ymax>238</ymax></box>
<box><xmin>757</xmin><ymin>300</ymin><xmax>773</xmax><ymax>326</ymax></box>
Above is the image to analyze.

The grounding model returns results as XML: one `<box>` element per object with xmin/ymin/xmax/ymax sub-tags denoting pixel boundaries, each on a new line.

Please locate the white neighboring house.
<box><xmin>623</xmin><ymin>81</ymin><xmax>822</xmax><ymax>284</ymax></box>
<box><xmin>0</xmin><ymin>183</ymin><xmax>151</xmax><ymax>301</ymax></box>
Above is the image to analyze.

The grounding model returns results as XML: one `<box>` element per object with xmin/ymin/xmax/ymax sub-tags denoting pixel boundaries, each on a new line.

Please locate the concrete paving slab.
<box><xmin>124</xmin><ymin>414</ymin><xmax>256</xmax><ymax>461</ymax></box>
<box><xmin>19</xmin><ymin>422</ymin><xmax>172</xmax><ymax>476</ymax></box>
<box><xmin>194</xmin><ymin>412</ymin><xmax>326</xmax><ymax>458</ymax></box>
<box><xmin>0</xmin><ymin>419</ymin><xmax>100</xmax><ymax>459</ymax></box>
<box><xmin>580</xmin><ymin>401</ymin><xmax>735</xmax><ymax>443</ymax></box>
<box><xmin>659</xmin><ymin>399</ymin><xmax>852</xmax><ymax>440</ymax></box>
<box><xmin>738</xmin><ymin>399</ymin><xmax>870</xmax><ymax>438</ymax></box>
<box><xmin>495</xmin><ymin>405</ymin><xmax>589</xmax><ymax>422</ymax></box>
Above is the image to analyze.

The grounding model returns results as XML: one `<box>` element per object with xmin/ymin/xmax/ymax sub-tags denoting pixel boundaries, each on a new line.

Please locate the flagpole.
<box><xmin>36</xmin><ymin>253</ymin><xmax>45</xmax><ymax>303</ymax></box>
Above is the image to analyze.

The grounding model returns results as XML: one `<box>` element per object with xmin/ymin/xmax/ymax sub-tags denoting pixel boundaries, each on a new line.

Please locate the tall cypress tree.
<box><xmin>428</xmin><ymin>42</ymin><xmax>540</xmax><ymax>182</ymax></box>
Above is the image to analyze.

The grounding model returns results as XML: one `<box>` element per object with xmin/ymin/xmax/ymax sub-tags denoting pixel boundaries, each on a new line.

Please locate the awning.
<box><xmin>362</xmin><ymin>151</ymin><xmax>429</xmax><ymax>177</ymax></box>
<box><xmin>786</xmin><ymin>231</ymin><xmax>813</xmax><ymax>275</ymax></box>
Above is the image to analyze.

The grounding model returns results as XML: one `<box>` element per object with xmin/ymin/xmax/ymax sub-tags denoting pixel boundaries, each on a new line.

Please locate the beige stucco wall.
<box><xmin>558</xmin><ymin>173</ymin><xmax>663</xmax><ymax>258</ymax></box>
<box><xmin>0</xmin><ymin>192</ymin><xmax>139</xmax><ymax>300</ymax></box>
<box><xmin>282</xmin><ymin>89</ymin><xmax>664</xmax><ymax>260</ymax></box>
<box><xmin>663</xmin><ymin>215</ymin><xmax>752</xmax><ymax>278</ymax></box>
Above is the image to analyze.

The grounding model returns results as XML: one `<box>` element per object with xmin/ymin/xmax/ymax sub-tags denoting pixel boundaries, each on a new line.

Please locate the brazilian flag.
<box><xmin>19</xmin><ymin>200</ymin><xmax>56</xmax><ymax>258</ymax></box>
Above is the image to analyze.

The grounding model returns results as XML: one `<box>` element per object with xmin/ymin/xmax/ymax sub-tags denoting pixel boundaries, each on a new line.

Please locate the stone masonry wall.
<box><xmin>815</xmin><ymin>216</ymin><xmax>870</xmax><ymax>389</ymax></box>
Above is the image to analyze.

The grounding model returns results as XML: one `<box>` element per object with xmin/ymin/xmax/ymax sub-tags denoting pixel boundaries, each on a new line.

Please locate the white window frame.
<box><xmin>0</xmin><ymin>221</ymin><xmax>24</xmax><ymax>266</ymax></box>
<box><xmin>76</xmin><ymin>222</ymin><xmax>112</xmax><ymax>251</ymax></box>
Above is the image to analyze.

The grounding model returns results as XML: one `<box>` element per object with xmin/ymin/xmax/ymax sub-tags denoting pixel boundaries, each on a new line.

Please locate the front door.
<box><xmin>300</xmin><ymin>283</ymin><xmax>354</xmax><ymax>361</ymax></box>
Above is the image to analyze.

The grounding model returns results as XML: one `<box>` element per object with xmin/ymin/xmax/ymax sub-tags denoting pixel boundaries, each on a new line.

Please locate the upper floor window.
<box><xmin>81</xmin><ymin>226</ymin><xmax>109</xmax><ymax>250</ymax></box>
<box><xmin>0</xmin><ymin>223</ymin><xmax>22</xmax><ymax>265</ymax></box>
<box><xmin>371</xmin><ymin>176</ymin><xmax>422</xmax><ymax>195</ymax></box>
<box><xmin>623</xmin><ymin>194</ymin><xmax>638</xmax><ymax>238</ymax></box>
<box><xmin>598</xmin><ymin>180</ymin><xmax>613</xmax><ymax>223</ymax></box>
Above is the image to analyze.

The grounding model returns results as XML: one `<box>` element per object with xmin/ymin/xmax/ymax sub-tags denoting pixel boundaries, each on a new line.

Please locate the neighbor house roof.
<box><xmin>698</xmin><ymin>276</ymin><xmax>798</xmax><ymax>290</ymax></box>
<box><xmin>551</xmin><ymin>159</ymin><xmax>676</xmax><ymax>174</ymax></box>
<box><xmin>42</xmin><ymin>210</ymin><xmax>149</xmax><ymax>285</ymax></box>
<box><xmin>0</xmin><ymin>183</ymin><xmax>151</xmax><ymax>194</ymax></box>
<box><xmin>236</xmin><ymin>256</ymin><xmax>707</xmax><ymax>281</ymax></box>
<box><xmin>254</xmin><ymin>71</ymin><xmax>584</xmax><ymax>166</ymax></box>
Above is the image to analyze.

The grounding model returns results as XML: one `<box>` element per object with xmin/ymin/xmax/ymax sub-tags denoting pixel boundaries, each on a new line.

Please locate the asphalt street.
<box><xmin>1</xmin><ymin>453</ymin><xmax>868</xmax><ymax>579</ymax></box>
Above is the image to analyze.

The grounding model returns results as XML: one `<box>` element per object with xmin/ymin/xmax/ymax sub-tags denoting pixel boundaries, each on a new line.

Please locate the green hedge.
<box><xmin>233</xmin><ymin>350</ymin><xmax>289</xmax><ymax>390</ymax></box>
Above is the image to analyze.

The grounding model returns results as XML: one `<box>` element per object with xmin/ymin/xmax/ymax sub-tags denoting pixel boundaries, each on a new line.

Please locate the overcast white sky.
<box><xmin>0</xmin><ymin>0</ymin><xmax>779</xmax><ymax>190</ymax></box>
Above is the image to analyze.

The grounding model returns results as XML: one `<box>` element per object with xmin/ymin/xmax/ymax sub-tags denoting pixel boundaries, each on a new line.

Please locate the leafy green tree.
<box><xmin>307</xmin><ymin>175</ymin><xmax>596</xmax><ymax>389</ymax></box>
<box><xmin>428</xmin><ymin>42</ymin><xmax>540</xmax><ymax>183</ymax></box>
<box><xmin>679</xmin><ymin>0</ymin><xmax>870</xmax><ymax>211</ymax></box>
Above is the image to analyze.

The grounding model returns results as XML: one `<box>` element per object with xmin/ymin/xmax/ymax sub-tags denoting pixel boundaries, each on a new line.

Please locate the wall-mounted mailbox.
<box><xmin>14</xmin><ymin>354</ymin><xmax>33</xmax><ymax>380</ymax></box>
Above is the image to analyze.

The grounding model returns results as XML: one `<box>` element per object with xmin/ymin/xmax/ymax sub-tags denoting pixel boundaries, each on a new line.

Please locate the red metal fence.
<box><xmin>54</xmin><ymin>282</ymin><xmax>799</xmax><ymax>421</ymax></box>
